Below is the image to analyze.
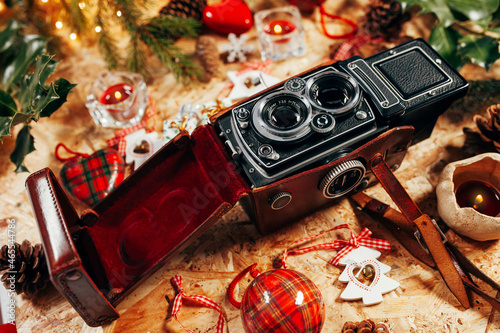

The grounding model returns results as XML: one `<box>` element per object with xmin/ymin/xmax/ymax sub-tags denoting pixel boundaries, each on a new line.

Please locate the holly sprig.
<box><xmin>0</xmin><ymin>21</ymin><xmax>76</xmax><ymax>173</ymax></box>
<box><xmin>402</xmin><ymin>0</ymin><xmax>500</xmax><ymax>70</ymax></box>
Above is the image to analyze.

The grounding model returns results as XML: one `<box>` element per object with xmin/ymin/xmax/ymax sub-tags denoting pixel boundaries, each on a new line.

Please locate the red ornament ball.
<box><xmin>240</xmin><ymin>269</ymin><xmax>325</xmax><ymax>333</ymax></box>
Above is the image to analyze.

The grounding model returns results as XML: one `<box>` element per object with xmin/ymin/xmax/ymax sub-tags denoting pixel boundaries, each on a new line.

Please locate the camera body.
<box><xmin>216</xmin><ymin>39</ymin><xmax>468</xmax><ymax>232</ymax></box>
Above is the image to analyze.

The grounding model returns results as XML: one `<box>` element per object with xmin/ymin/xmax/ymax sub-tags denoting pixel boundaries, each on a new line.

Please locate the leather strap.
<box><xmin>368</xmin><ymin>153</ymin><xmax>471</xmax><ymax>309</ymax></box>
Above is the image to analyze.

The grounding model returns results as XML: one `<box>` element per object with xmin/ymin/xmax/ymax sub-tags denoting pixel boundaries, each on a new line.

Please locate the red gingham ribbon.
<box><xmin>333</xmin><ymin>35</ymin><xmax>385</xmax><ymax>61</ymax></box>
<box><xmin>170</xmin><ymin>275</ymin><xmax>225</xmax><ymax>333</ymax></box>
<box><xmin>281</xmin><ymin>224</ymin><xmax>391</xmax><ymax>268</ymax></box>
<box><xmin>106</xmin><ymin>97</ymin><xmax>156</xmax><ymax>155</ymax></box>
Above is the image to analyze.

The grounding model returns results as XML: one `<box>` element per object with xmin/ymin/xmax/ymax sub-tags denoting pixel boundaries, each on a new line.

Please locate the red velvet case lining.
<box><xmin>85</xmin><ymin>126</ymin><xmax>249</xmax><ymax>291</ymax></box>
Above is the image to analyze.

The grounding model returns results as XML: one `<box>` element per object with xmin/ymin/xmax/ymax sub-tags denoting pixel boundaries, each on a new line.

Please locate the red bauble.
<box><xmin>202</xmin><ymin>0</ymin><xmax>253</xmax><ymax>34</ymax></box>
<box><xmin>240</xmin><ymin>269</ymin><xmax>325</xmax><ymax>333</ymax></box>
<box><xmin>59</xmin><ymin>148</ymin><xmax>125</xmax><ymax>206</ymax></box>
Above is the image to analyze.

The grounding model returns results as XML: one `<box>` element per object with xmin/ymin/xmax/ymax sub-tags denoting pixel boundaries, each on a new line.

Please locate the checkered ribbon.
<box><xmin>106</xmin><ymin>97</ymin><xmax>156</xmax><ymax>155</ymax></box>
<box><xmin>170</xmin><ymin>275</ymin><xmax>225</xmax><ymax>333</ymax></box>
<box><xmin>281</xmin><ymin>224</ymin><xmax>391</xmax><ymax>267</ymax></box>
<box><xmin>332</xmin><ymin>35</ymin><xmax>385</xmax><ymax>61</ymax></box>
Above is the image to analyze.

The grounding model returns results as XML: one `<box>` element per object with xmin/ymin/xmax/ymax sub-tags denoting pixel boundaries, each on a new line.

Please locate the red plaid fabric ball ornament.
<box><xmin>57</xmin><ymin>144</ymin><xmax>125</xmax><ymax>206</ymax></box>
<box><xmin>228</xmin><ymin>264</ymin><xmax>325</xmax><ymax>333</ymax></box>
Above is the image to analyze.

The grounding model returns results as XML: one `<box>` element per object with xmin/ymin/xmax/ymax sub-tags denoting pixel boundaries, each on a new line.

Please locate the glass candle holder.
<box><xmin>86</xmin><ymin>72</ymin><xmax>148</xmax><ymax>128</ymax></box>
<box><xmin>255</xmin><ymin>6</ymin><xmax>306</xmax><ymax>61</ymax></box>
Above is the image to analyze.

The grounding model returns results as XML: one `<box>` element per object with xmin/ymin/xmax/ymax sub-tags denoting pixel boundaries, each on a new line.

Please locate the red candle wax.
<box><xmin>264</xmin><ymin>20</ymin><xmax>296</xmax><ymax>36</ymax></box>
<box><xmin>100</xmin><ymin>83</ymin><xmax>134</xmax><ymax>105</ymax></box>
<box><xmin>455</xmin><ymin>180</ymin><xmax>500</xmax><ymax>217</ymax></box>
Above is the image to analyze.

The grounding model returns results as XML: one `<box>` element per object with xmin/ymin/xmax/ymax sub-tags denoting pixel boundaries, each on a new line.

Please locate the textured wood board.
<box><xmin>1</xmin><ymin>0</ymin><xmax>500</xmax><ymax>332</ymax></box>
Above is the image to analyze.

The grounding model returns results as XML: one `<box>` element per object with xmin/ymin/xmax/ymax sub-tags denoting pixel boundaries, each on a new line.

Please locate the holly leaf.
<box><xmin>21</xmin><ymin>55</ymin><xmax>70</xmax><ymax>116</ymax></box>
<box><xmin>401</xmin><ymin>0</ymin><xmax>456</xmax><ymax>26</ymax></box>
<box><xmin>0</xmin><ymin>90</ymin><xmax>17</xmax><ymax>117</ymax></box>
<box><xmin>429</xmin><ymin>25</ymin><xmax>468</xmax><ymax>69</ymax></box>
<box><xmin>0</xmin><ymin>20</ymin><xmax>21</xmax><ymax>53</ymax></box>
<box><xmin>40</xmin><ymin>79</ymin><xmax>77</xmax><ymax>118</ymax></box>
<box><xmin>0</xmin><ymin>117</ymin><xmax>12</xmax><ymax>142</ymax></box>
<box><xmin>448</xmin><ymin>0</ymin><xmax>499</xmax><ymax>21</ymax></box>
<box><xmin>1</xmin><ymin>34</ymin><xmax>47</xmax><ymax>90</ymax></box>
<box><xmin>9</xmin><ymin>125</ymin><xmax>35</xmax><ymax>173</ymax></box>
<box><xmin>459</xmin><ymin>35</ymin><xmax>500</xmax><ymax>70</ymax></box>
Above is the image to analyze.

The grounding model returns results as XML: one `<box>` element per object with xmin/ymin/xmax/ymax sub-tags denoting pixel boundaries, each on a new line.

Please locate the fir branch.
<box><xmin>127</xmin><ymin>35</ymin><xmax>147</xmax><ymax>75</ymax></box>
<box><xmin>136</xmin><ymin>25</ymin><xmax>201</xmax><ymax>82</ymax></box>
<box><xmin>97</xmin><ymin>2</ymin><xmax>122</xmax><ymax>70</ymax></box>
<box><xmin>59</xmin><ymin>0</ymin><xmax>88</xmax><ymax>34</ymax></box>
<box><xmin>144</xmin><ymin>16</ymin><xmax>200</xmax><ymax>41</ymax></box>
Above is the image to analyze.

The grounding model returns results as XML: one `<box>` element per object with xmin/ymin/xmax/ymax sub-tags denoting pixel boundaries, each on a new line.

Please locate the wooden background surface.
<box><xmin>2</xmin><ymin>0</ymin><xmax>500</xmax><ymax>332</ymax></box>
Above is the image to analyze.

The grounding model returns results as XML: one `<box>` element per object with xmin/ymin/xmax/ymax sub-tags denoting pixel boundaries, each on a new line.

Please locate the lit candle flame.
<box><xmin>114</xmin><ymin>91</ymin><xmax>122</xmax><ymax>100</ymax></box>
<box><xmin>473</xmin><ymin>194</ymin><xmax>484</xmax><ymax>210</ymax></box>
<box><xmin>273</xmin><ymin>24</ymin><xmax>283</xmax><ymax>34</ymax></box>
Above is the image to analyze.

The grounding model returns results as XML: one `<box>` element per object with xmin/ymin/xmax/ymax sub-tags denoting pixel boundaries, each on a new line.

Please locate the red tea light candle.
<box><xmin>455</xmin><ymin>180</ymin><xmax>500</xmax><ymax>217</ymax></box>
<box><xmin>100</xmin><ymin>83</ymin><xmax>134</xmax><ymax>105</ymax></box>
<box><xmin>264</xmin><ymin>20</ymin><xmax>296</xmax><ymax>43</ymax></box>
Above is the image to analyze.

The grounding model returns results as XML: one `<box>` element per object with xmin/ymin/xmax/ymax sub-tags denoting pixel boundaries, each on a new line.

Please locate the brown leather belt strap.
<box><xmin>368</xmin><ymin>153</ymin><xmax>471</xmax><ymax>309</ymax></box>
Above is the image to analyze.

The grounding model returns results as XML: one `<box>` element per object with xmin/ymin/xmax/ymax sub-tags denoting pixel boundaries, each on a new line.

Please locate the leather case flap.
<box><xmin>25</xmin><ymin>125</ymin><xmax>250</xmax><ymax>326</ymax></box>
<box><xmin>25</xmin><ymin>169</ymin><xmax>119</xmax><ymax>327</ymax></box>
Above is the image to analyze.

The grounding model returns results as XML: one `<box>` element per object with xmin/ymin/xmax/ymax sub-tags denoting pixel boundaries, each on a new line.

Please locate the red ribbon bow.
<box><xmin>170</xmin><ymin>275</ymin><xmax>225</xmax><ymax>333</ymax></box>
<box><xmin>281</xmin><ymin>224</ymin><xmax>391</xmax><ymax>267</ymax></box>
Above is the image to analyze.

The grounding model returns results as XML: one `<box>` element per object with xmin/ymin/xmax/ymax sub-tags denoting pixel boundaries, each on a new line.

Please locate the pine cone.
<box><xmin>360</xmin><ymin>0</ymin><xmax>409</xmax><ymax>40</ymax></box>
<box><xmin>0</xmin><ymin>240</ymin><xmax>50</xmax><ymax>297</ymax></box>
<box><xmin>196</xmin><ymin>35</ymin><xmax>220</xmax><ymax>81</ymax></box>
<box><xmin>159</xmin><ymin>0</ymin><xmax>206</xmax><ymax>20</ymax></box>
<box><xmin>341</xmin><ymin>320</ymin><xmax>390</xmax><ymax>332</ymax></box>
<box><xmin>463</xmin><ymin>104</ymin><xmax>500</xmax><ymax>155</ymax></box>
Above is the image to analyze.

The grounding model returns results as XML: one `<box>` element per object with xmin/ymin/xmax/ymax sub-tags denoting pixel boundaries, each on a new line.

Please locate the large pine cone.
<box><xmin>360</xmin><ymin>0</ymin><xmax>409</xmax><ymax>39</ymax></box>
<box><xmin>159</xmin><ymin>0</ymin><xmax>206</xmax><ymax>20</ymax></box>
<box><xmin>0</xmin><ymin>240</ymin><xmax>50</xmax><ymax>297</ymax></box>
<box><xmin>463</xmin><ymin>104</ymin><xmax>500</xmax><ymax>155</ymax></box>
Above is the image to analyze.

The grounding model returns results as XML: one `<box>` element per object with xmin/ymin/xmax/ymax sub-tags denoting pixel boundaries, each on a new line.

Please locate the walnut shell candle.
<box><xmin>436</xmin><ymin>153</ymin><xmax>500</xmax><ymax>241</ymax></box>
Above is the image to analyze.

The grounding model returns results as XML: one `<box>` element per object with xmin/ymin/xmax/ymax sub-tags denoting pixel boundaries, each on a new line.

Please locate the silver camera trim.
<box><xmin>251</xmin><ymin>91</ymin><xmax>312</xmax><ymax>143</ymax></box>
<box><xmin>305</xmin><ymin>70</ymin><xmax>361</xmax><ymax>115</ymax></box>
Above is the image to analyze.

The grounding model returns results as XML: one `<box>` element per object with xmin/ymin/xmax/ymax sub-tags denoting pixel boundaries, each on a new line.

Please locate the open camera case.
<box><xmin>25</xmin><ymin>39</ymin><xmax>466</xmax><ymax>327</ymax></box>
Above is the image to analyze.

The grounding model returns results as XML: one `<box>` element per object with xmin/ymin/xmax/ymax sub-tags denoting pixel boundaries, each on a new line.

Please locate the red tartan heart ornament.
<box><xmin>202</xmin><ymin>0</ymin><xmax>253</xmax><ymax>34</ymax></box>
<box><xmin>239</xmin><ymin>268</ymin><xmax>325</xmax><ymax>333</ymax></box>
<box><xmin>59</xmin><ymin>148</ymin><xmax>125</xmax><ymax>206</ymax></box>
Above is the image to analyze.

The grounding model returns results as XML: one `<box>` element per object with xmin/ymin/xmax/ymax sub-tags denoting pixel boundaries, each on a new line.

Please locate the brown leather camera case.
<box><xmin>26</xmin><ymin>124</ymin><xmax>413</xmax><ymax>326</ymax></box>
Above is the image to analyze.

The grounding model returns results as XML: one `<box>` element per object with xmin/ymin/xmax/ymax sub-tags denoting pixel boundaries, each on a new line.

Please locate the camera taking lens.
<box><xmin>307</xmin><ymin>71</ymin><xmax>361</xmax><ymax>115</ymax></box>
<box><xmin>252</xmin><ymin>92</ymin><xmax>312</xmax><ymax>142</ymax></box>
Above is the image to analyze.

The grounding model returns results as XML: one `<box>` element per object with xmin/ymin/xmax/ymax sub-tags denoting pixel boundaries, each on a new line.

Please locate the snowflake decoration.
<box><xmin>222</xmin><ymin>33</ymin><xmax>255</xmax><ymax>63</ymax></box>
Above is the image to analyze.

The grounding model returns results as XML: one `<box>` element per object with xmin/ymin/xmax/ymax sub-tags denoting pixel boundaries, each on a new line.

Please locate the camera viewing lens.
<box><xmin>307</xmin><ymin>71</ymin><xmax>360</xmax><ymax>115</ymax></box>
<box><xmin>269</xmin><ymin>105</ymin><xmax>301</xmax><ymax>129</ymax></box>
<box><xmin>315</xmin><ymin>86</ymin><xmax>349</xmax><ymax>108</ymax></box>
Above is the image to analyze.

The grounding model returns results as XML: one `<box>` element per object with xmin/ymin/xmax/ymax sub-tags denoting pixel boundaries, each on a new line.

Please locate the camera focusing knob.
<box><xmin>284</xmin><ymin>77</ymin><xmax>306</xmax><ymax>93</ymax></box>
<box><xmin>269</xmin><ymin>191</ymin><xmax>292</xmax><ymax>210</ymax></box>
<box><xmin>319</xmin><ymin>160</ymin><xmax>366</xmax><ymax>198</ymax></box>
<box><xmin>311</xmin><ymin>113</ymin><xmax>335</xmax><ymax>134</ymax></box>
